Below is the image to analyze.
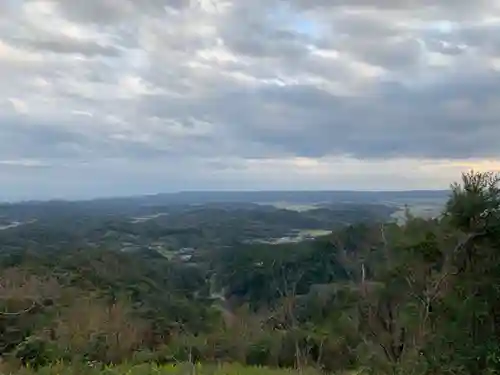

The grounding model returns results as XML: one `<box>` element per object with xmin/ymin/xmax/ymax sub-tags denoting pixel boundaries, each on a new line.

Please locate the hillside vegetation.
<box><xmin>6</xmin><ymin>363</ymin><xmax>324</xmax><ymax>375</ymax></box>
<box><xmin>1</xmin><ymin>171</ymin><xmax>500</xmax><ymax>374</ymax></box>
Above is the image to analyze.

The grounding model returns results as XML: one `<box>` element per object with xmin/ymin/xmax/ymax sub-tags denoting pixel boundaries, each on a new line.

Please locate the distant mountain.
<box><xmin>1</xmin><ymin>190</ymin><xmax>449</xmax><ymax>206</ymax></box>
<box><xmin>88</xmin><ymin>189</ymin><xmax>448</xmax><ymax>207</ymax></box>
<box><xmin>0</xmin><ymin>190</ymin><xmax>448</xmax><ymax>221</ymax></box>
<box><xmin>155</xmin><ymin>190</ymin><xmax>449</xmax><ymax>205</ymax></box>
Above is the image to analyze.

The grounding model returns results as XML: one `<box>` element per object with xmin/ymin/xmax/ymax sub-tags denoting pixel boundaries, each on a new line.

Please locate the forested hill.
<box><xmin>2</xmin><ymin>173</ymin><xmax>500</xmax><ymax>375</ymax></box>
<box><xmin>0</xmin><ymin>199</ymin><xmax>400</xmax><ymax>254</ymax></box>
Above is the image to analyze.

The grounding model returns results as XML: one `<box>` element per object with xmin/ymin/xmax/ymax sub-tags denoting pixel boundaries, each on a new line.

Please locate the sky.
<box><xmin>1</xmin><ymin>0</ymin><xmax>500</xmax><ymax>200</ymax></box>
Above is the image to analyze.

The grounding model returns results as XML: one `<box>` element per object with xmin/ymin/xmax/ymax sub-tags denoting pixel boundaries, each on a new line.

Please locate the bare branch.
<box><xmin>0</xmin><ymin>301</ymin><xmax>36</xmax><ymax>316</ymax></box>
<box><xmin>426</xmin><ymin>231</ymin><xmax>483</xmax><ymax>302</ymax></box>
<box><xmin>0</xmin><ymin>268</ymin><xmax>61</xmax><ymax>317</ymax></box>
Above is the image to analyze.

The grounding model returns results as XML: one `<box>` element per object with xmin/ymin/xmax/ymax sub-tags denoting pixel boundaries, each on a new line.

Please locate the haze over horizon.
<box><xmin>1</xmin><ymin>0</ymin><xmax>500</xmax><ymax>200</ymax></box>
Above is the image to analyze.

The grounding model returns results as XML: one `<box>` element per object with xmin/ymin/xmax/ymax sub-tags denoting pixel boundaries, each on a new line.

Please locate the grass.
<box><xmin>5</xmin><ymin>363</ymin><xmax>325</xmax><ymax>375</ymax></box>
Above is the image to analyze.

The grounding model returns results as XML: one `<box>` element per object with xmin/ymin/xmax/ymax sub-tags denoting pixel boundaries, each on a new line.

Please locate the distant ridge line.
<box><xmin>0</xmin><ymin>189</ymin><xmax>449</xmax><ymax>205</ymax></box>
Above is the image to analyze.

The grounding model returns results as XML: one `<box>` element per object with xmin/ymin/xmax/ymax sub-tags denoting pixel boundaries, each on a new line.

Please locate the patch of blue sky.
<box><xmin>267</xmin><ymin>2</ymin><xmax>323</xmax><ymax>38</ymax></box>
<box><xmin>425</xmin><ymin>20</ymin><xmax>457</xmax><ymax>33</ymax></box>
<box><xmin>293</xmin><ymin>17</ymin><xmax>323</xmax><ymax>37</ymax></box>
<box><xmin>5</xmin><ymin>0</ymin><xmax>21</xmax><ymax>11</ymax></box>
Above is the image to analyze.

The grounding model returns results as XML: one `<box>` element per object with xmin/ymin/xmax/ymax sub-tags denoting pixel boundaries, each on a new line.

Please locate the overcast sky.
<box><xmin>1</xmin><ymin>0</ymin><xmax>500</xmax><ymax>200</ymax></box>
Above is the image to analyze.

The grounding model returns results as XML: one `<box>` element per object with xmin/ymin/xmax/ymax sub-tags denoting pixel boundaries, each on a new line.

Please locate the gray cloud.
<box><xmin>11</xmin><ymin>37</ymin><xmax>121</xmax><ymax>57</ymax></box>
<box><xmin>0</xmin><ymin>0</ymin><xmax>500</xmax><ymax>199</ymax></box>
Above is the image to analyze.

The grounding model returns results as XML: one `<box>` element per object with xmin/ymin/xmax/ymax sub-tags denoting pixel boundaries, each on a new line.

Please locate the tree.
<box><xmin>0</xmin><ymin>268</ymin><xmax>61</xmax><ymax>359</ymax></box>
<box><xmin>336</xmin><ymin>170</ymin><xmax>500</xmax><ymax>375</ymax></box>
<box><xmin>429</xmin><ymin>170</ymin><xmax>500</xmax><ymax>374</ymax></box>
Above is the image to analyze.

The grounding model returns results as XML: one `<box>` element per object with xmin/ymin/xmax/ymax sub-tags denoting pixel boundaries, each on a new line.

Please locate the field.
<box><xmin>7</xmin><ymin>363</ymin><xmax>324</xmax><ymax>375</ymax></box>
<box><xmin>296</xmin><ymin>229</ymin><xmax>333</xmax><ymax>237</ymax></box>
<box><xmin>263</xmin><ymin>202</ymin><xmax>320</xmax><ymax>212</ymax></box>
<box><xmin>248</xmin><ymin>228</ymin><xmax>332</xmax><ymax>244</ymax></box>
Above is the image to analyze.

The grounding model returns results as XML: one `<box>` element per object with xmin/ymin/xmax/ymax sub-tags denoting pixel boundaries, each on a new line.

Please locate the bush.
<box><xmin>13</xmin><ymin>336</ymin><xmax>55</xmax><ymax>368</ymax></box>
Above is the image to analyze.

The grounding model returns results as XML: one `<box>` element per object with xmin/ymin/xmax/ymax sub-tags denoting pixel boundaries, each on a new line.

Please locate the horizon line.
<box><xmin>0</xmin><ymin>188</ymin><xmax>450</xmax><ymax>205</ymax></box>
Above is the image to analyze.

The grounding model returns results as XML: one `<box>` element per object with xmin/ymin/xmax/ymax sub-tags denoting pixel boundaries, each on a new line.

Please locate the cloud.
<box><xmin>0</xmin><ymin>0</ymin><xmax>499</xmax><ymax>199</ymax></box>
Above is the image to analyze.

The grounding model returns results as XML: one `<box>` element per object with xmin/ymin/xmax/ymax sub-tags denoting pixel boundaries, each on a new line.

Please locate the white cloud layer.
<box><xmin>1</xmin><ymin>0</ymin><xmax>500</xmax><ymax>200</ymax></box>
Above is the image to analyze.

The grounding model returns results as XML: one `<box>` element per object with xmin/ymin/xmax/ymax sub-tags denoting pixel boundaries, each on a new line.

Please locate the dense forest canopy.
<box><xmin>1</xmin><ymin>171</ymin><xmax>500</xmax><ymax>375</ymax></box>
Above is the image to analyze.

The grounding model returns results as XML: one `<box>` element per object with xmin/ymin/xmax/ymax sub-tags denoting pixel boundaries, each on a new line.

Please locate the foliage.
<box><xmin>6</xmin><ymin>362</ymin><xmax>323</xmax><ymax>375</ymax></box>
<box><xmin>1</xmin><ymin>171</ymin><xmax>500</xmax><ymax>375</ymax></box>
